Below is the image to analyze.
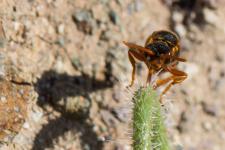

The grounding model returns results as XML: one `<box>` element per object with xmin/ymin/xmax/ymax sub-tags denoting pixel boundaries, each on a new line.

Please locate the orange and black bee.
<box><xmin>123</xmin><ymin>30</ymin><xmax>187</xmax><ymax>101</ymax></box>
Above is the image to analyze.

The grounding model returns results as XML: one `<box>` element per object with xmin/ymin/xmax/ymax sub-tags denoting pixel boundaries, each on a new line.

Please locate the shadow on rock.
<box><xmin>32</xmin><ymin>117</ymin><xmax>103</xmax><ymax>150</ymax></box>
<box><xmin>32</xmin><ymin>70</ymin><xmax>115</xmax><ymax>150</ymax></box>
<box><xmin>167</xmin><ymin>0</ymin><xmax>215</xmax><ymax>30</ymax></box>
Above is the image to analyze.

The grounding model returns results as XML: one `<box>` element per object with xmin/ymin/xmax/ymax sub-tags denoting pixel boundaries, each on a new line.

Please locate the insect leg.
<box><xmin>128</xmin><ymin>51</ymin><xmax>136</xmax><ymax>87</ymax></box>
<box><xmin>152</xmin><ymin>76</ymin><xmax>173</xmax><ymax>104</ymax></box>
<box><xmin>146</xmin><ymin>69</ymin><xmax>154</xmax><ymax>86</ymax></box>
<box><xmin>123</xmin><ymin>41</ymin><xmax>155</xmax><ymax>56</ymax></box>
<box><xmin>154</xmin><ymin>66</ymin><xmax>187</xmax><ymax>103</ymax></box>
<box><xmin>128</xmin><ymin>50</ymin><xmax>147</xmax><ymax>87</ymax></box>
<box><xmin>153</xmin><ymin>76</ymin><xmax>173</xmax><ymax>89</ymax></box>
<box><xmin>163</xmin><ymin>54</ymin><xmax>187</xmax><ymax>62</ymax></box>
<box><xmin>174</xmin><ymin>57</ymin><xmax>187</xmax><ymax>62</ymax></box>
<box><xmin>163</xmin><ymin>66</ymin><xmax>188</xmax><ymax>78</ymax></box>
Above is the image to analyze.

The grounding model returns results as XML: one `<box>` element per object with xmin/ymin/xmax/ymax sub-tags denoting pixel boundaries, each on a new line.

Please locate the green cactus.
<box><xmin>132</xmin><ymin>86</ymin><xmax>170</xmax><ymax>150</ymax></box>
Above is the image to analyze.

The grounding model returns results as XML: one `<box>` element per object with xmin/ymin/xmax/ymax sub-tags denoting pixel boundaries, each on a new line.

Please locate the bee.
<box><xmin>123</xmin><ymin>30</ymin><xmax>187</xmax><ymax>101</ymax></box>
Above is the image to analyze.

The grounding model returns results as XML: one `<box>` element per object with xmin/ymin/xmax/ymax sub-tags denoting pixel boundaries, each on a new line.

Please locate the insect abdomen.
<box><xmin>153</xmin><ymin>31</ymin><xmax>178</xmax><ymax>46</ymax></box>
<box><xmin>146</xmin><ymin>42</ymin><xmax>170</xmax><ymax>57</ymax></box>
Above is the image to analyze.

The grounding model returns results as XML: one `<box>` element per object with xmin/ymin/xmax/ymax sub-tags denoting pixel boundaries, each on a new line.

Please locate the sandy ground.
<box><xmin>0</xmin><ymin>0</ymin><xmax>225</xmax><ymax>150</ymax></box>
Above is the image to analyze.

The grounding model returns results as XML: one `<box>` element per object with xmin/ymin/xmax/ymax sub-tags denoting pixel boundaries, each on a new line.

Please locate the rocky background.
<box><xmin>0</xmin><ymin>0</ymin><xmax>225</xmax><ymax>150</ymax></box>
